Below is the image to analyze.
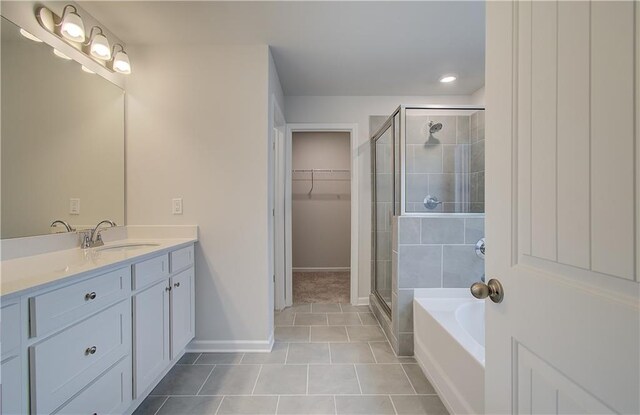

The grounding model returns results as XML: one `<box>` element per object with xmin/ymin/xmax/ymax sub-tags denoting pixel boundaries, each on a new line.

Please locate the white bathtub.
<box><xmin>413</xmin><ymin>289</ymin><xmax>485</xmax><ymax>415</ymax></box>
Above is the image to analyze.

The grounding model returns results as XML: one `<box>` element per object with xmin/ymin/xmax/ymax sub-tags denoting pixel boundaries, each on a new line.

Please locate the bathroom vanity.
<box><xmin>1</xmin><ymin>236</ymin><xmax>197</xmax><ymax>415</ymax></box>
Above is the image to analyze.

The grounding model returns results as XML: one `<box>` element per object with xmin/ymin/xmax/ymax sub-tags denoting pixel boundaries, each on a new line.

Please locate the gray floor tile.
<box><xmin>308</xmin><ymin>365</ymin><xmax>360</xmax><ymax>395</ymax></box>
<box><xmin>156</xmin><ymin>396</ymin><xmax>222</xmax><ymax>415</ymax></box>
<box><xmin>150</xmin><ymin>365</ymin><xmax>213</xmax><ymax>395</ymax></box>
<box><xmin>287</xmin><ymin>343</ymin><xmax>330</xmax><ymax>364</ymax></box>
<box><xmin>196</xmin><ymin>352</ymin><xmax>243</xmax><ymax>364</ymax></box>
<box><xmin>329</xmin><ymin>343</ymin><xmax>376</xmax><ymax>364</ymax></box>
<box><xmin>355</xmin><ymin>364</ymin><xmax>415</xmax><ymax>394</ymax></box>
<box><xmin>335</xmin><ymin>396</ymin><xmax>395</xmax><ymax>415</ymax></box>
<box><xmin>346</xmin><ymin>326</ymin><xmax>386</xmax><ymax>342</ymax></box>
<box><xmin>358</xmin><ymin>313</ymin><xmax>379</xmax><ymax>325</ymax></box>
<box><xmin>328</xmin><ymin>313</ymin><xmax>362</xmax><ymax>326</ymax></box>
<box><xmin>277</xmin><ymin>395</ymin><xmax>336</xmax><ymax>414</ymax></box>
<box><xmin>369</xmin><ymin>342</ymin><xmax>416</xmax><ymax>364</ymax></box>
<box><xmin>312</xmin><ymin>304</ymin><xmax>342</xmax><ymax>313</ymax></box>
<box><xmin>402</xmin><ymin>364</ymin><xmax>436</xmax><ymax>394</ymax></box>
<box><xmin>198</xmin><ymin>365</ymin><xmax>261</xmax><ymax>395</ymax></box>
<box><xmin>295</xmin><ymin>313</ymin><xmax>329</xmax><ymax>326</ymax></box>
<box><xmin>253</xmin><ymin>364</ymin><xmax>308</xmax><ymax>395</ymax></box>
<box><xmin>289</xmin><ymin>304</ymin><xmax>312</xmax><ymax>313</ymax></box>
<box><xmin>241</xmin><ymin>343</ymin><xmax>288</xmax><ymax>364</ymax></box>
<box><xmin>276</xmin><ymin>326</ymin><xmax>310</xmax><ymax>342</ymax></box>
<box><xmin>133</xmin><ymin>396</ymin><xmax>167</xmax><ymax>415</ymax></box>
<box><xmin>177</xmin><ymin>353</ymin><xmax>201</xmax><ymax>365</ymax></box>
<box><xmin>339</xmin><ymin>304</ymin><xmax>371</xmax><ymax>313</ymax></box>
<box><xmin>311</xmin><ymin>326</ymin><xmax>348</xmax><ymax>342</ymax></box>
<box><xmin>391</xmin><ymin>395</ymin><xmax>449</xmax><ymax>415</ymax></box>
<box><xmin>217</xmin><ymin>396</ymin><xmax>278</xmax><ymax>414</ymax></box>
<box><xmin>275</xmin><ymin>312</ymin><xmax>295</xmax><ymax>326</ymax></box>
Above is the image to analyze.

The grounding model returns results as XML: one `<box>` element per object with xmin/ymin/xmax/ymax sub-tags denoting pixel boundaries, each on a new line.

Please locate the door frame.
<box><xmin>283</xmin><ymin>123</ymin><xmax>360</xmax><ymax>306</ymax></box>
<box><xmin>272</xmin><ymin>97</ymin><xmax>286</xmax><ymax>311</ymax></box>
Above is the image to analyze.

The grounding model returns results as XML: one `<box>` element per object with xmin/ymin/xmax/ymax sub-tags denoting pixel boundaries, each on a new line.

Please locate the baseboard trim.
<box><xmin>357</xmin><ymin>296</ymin><xmax>370</xmax><ymax>306</ymax></box>
<box><xmin>186</xmin><ymin>333</ymin><xmax>274</xmax><ymax>353</ymax></box>
<box><xmin>293</xmin><ymin>267</ymin><xmax>351</xmax><ymax>272</ymax></box>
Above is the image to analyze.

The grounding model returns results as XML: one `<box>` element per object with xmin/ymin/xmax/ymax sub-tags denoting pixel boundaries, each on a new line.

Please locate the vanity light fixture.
<box><xmin>439</xmin><ymin>75</ymin><xmax>457</xmax><ymax>83</ymax></box>
<box><xmin>85</xmin><ymin>26</ymin><xmax>111</xmax><ymax>60</ymax></box>
<box><xmin>58</xmin><ymin>5</ymin><xmax>85</xmax><ymax>43</ymax></box>
<box><xmin>81</xmin><ymin>65</ymin><xmax>95</xmax><ymax>74</ymax></box>
<box><xmin>53</xmin><ymin>48</ymin><xmax>72</xmax><ymax>60</ymax></box>
<box><xmin>19</xmin><ymin>28</ymin><xmax>43</xmax><ymax>42</ymax></box>
<box><xmin>110</xmin><ymin>44</ymin><xmax>131</xmax><ymax>74</ymax></box>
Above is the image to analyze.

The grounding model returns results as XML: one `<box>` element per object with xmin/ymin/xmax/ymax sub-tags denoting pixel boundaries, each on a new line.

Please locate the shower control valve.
<box><xmin>424</xmin><ymin>195</ymin><xmax>442</xmax><ymax>210</ymax></box>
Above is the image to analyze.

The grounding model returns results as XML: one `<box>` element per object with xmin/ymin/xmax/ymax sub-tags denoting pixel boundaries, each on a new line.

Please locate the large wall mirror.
<box><xmin>1</xmin><ymin>16</ymin><xmax>125</xmax><ymax>239</ymax></box>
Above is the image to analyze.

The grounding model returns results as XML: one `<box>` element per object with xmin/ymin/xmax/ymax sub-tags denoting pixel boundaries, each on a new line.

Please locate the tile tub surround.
<box><xmin>389</xmin><ymin>215</ymin><xmax>485</xmax><ymax>356</ymax></box>
<box><xmin>134</xmin><ymin>303</ymin><xmax>448</xmax><ymax>415</ymax></box>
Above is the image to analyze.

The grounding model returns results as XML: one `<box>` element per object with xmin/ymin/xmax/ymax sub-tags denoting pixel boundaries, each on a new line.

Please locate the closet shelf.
<box><xmin>292</xmin><ymin>169</ymin><xmax>351</xmax><ymax>194</ymax></box>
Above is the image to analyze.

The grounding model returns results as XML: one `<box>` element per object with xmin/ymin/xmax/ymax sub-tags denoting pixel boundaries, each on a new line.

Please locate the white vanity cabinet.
<box><xmin>0</xmin><ymin>241</ymin><xmax>196</xmax><ymax>415</ymax></box>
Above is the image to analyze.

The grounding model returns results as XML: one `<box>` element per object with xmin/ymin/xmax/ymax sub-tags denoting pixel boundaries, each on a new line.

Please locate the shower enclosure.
<box><xmin>371</xmin><ymin>106</ymin><xmax>486</xmax><ymax>316</ymax></box>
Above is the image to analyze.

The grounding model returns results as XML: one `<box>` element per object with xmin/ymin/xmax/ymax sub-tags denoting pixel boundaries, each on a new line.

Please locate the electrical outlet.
<box><xmin>172</xmin><ymin>198</ymin><xmax>183</xmax><ymax>215</ymax></box>
<box><xmin>69</xmin><ymin>198</ymin><xmax>80</xmax><ymax>215</ymax></box>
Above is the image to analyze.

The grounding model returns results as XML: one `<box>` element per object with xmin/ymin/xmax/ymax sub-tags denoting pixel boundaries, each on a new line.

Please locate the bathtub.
<box><xmin>413</xmin><ymin>289</ymin><xmax>485</xmax><ymax>415</ymax></box>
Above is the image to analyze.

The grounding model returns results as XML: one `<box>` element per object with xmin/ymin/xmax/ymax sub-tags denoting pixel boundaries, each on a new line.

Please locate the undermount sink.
<box><xmin>95</xmin><ymin>243</ymin><xmax>160</xmax><ymax>252</ymax></box>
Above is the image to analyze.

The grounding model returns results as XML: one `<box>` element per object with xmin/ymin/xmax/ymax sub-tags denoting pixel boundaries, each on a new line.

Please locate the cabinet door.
<box><xmin>170</xmin><ymin>268</ymin><xmax>195</xmax><ymax>359</ymax></box>
<box><xmin>133</xmin><ymin>280</ymin><xmax>170</xmax><ymax>398</ymax></box>
<box><xmin>1</xmin><ymin>356</ymin><xmax>22</xmax><ymax>415</ymax></box>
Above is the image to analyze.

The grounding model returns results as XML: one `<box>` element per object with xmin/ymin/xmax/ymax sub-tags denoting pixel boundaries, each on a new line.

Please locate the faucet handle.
<box><xmin>78</xmin><ymin>231</ymin><xmax>91</xmax><ymax>249</ymax></box>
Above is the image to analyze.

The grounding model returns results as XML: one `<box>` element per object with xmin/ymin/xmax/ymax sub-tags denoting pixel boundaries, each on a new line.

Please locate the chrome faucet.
<box><xmin>81</xmin><ymin>220</ymin><xmax>117</xmax><ymax>249</ymax></box>
<box><xmin>50</xmin><ymin>220</ymin><xmax>75</xmax><ymax>232</ymax></box>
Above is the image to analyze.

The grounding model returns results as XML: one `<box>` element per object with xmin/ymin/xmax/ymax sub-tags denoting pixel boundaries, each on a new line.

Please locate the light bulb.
<box><xmin>19</xmin><ymin>28</ymin><xmax>43</xmax><ymax>42</ymax></box>
<box><xmin>60</xmin><ymin>6</ymin><xmax>85</xmax><ymax>42</ymax></box>
<box><xmin>113</xmin><ymin>50</ymin><xmax>131</xmax><ymax>74</ymax></box>
<box><xmin>90</xmin><ymin>32</ymin><xmax>111</xmax><ymax>60</ymax></box>
<box><xmin>439</xmin><ymin>75</ymin><xmax>457</xmax><ymax>83</ymax></box>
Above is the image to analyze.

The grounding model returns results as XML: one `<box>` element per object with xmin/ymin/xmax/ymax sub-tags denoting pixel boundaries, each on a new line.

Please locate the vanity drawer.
<box><xmin>53</xmin><ymin>356</ymin><xmax>132</xmax><ymax>415</ymax></box>
<box><xmin>171</xmin><ymin>245</ymin><xmax>194</xmax><ymax>272</ymax></box>
<box><xmin>133</xmin><ymin>253</ymin><xmax>169</xmax><ymax>290</ymax></box>
<box><xmin>30</xmin><ymin>300</ymin><xmax>131</xmax><ymax>415</ymax></box>
<box><xmin>1</xmin><ymin>301</ymin><xmax>22</xmax><ymax>357</ymax></box>
<box><xmin>29</xmin><ymin>267</ymin><xmax>131</xmax><ymax>338</ymax></box>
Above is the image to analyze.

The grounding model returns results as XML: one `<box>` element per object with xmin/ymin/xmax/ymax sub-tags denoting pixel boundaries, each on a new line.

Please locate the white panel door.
<box><xmin>133</xmin><ymin>279</ymin><xmax>170</xmax><ymax>398</ymax></box>
<box><xmin>486</xmin><ymin>1</ymin><xmax>639</xmax><ymax>414</ymax></box>
<box><xmin>170</xmin><ymin>268</ymin><xmax>195</xmax><ymax>359</ymax></box>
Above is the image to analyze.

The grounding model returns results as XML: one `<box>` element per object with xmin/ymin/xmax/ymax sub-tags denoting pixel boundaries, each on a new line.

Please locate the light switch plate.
<box><xmin>69</xmin><ymin>198</ymin><xmax>80</xmax><ymax>215</ymax></box>
<box><xmin>172</xmin><ymin>198</ymin><xmax>183</xmax><ymax>215</ymax></box>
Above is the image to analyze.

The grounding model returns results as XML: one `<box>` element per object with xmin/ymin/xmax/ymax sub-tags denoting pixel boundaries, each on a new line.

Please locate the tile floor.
<box><xmin>134</xmin><ymin>303</ymin><xmax>449</xmax><ymax>415</ymax></box>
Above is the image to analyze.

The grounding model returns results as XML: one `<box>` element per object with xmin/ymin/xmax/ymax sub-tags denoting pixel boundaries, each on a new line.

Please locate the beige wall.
<box><xmin>125</xmin><ymin>43</ymin><xmax>278</xmax><ymax>349</ymax></box>
<box><xmin>292</xmin><ymin>132</ymin><xmax>350</xmax><ymax>269</ymax></box>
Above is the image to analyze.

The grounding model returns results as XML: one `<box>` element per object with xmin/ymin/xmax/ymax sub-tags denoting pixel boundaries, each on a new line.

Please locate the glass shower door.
<box><xmin>372</xmin><ymin>120</ymin><xmax>395</xmax><ymax>313</ymax></box>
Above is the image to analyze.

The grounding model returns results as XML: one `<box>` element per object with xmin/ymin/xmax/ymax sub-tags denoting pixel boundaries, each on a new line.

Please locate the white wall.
<box><xmin>285</xmin><ymin>95</ymin><xmax>477</xmax><ymax>300</ymax></box>
<box><xmin>292</xmin><ymin>132</ymin><xmax>351</xmax><ymax>269</ymax></box>
<box><xmin>126</xmin><ymin>43</ymin><xmax>276</xmax><ymax>350</ymax></box>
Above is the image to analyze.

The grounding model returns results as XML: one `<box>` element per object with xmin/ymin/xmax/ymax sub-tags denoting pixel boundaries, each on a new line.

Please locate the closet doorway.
<box><xmin>283</xmin><ymin>124</ymin><xmax>359</xmax><ymax>306</ymax></box>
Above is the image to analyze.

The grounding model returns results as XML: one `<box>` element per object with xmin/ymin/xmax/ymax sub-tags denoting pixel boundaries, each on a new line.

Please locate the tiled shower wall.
<box><xmin>390</xmin><ymin>215</ymin><xmax>485</xmax><ymax>355</ymax></box>
<box><xmin>405</xmin><ymin>110</ymin><xmax>485</xmax><ymax>213</ymax></box>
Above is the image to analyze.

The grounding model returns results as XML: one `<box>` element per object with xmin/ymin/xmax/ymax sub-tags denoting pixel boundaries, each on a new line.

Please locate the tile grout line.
<box><xmin>195</xmin><ymin>364</ymin><xmax>217</xmax><ymax>396</ymax></box>
<box><xmin>213</xmin><ymin>395</ymin><xmax>224</xmax><ymax>415</ymax></box>
<box><xmin>192</xmin><ymin>352</ymin><xmax>203</xmax><ymax>365</ymax></box>
<box><xmin>151</xmin><ymin>396</ymin><xmax>169</xmax><ymax>415</ymax></box>
<box><xmin>306</xmin><ymin>364</ymin><xmax>310</xmax><ymax>395</ymax></box>
<box><xmin>333</xmin><ymin>395</ymin><xmax>338</xmax><ymax>415</ymax></box>
<box><xmin>250</xmin><ymin>365</ymin><xmax>264</xmax><ymax>395</ymax></box>
<box><xmin>353</xmin><ymin>364</ymin><xmax>364</xmax><ymax>395</ymax></box>
<box><xmin>367</xmin><ymin>342</ymin><xmax>379</xmax><ymax>364</ymax></box>
<box><xmin>275</xmin><ymin>395</ymin><xmax>281</xmax><ymax>414</ymax></box>
<box><xmin>399</xmin><ymin>363</ymin><xmax>418</xmax><ymax>395</ymax></box>
<box><xmin>285</xmin><ymin>342</ymin><xmax>291</xmax><ymax>364</ymax></box>
<box><xmin>388</xmin><ymin>394</ymin><xmax>399</xmax><ymax>415</ymax></box>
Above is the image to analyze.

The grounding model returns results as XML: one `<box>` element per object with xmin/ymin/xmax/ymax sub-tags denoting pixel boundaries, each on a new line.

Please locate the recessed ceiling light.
<box><xmin>53</xmin><ymin>48</ymin><xmax>72</xmax><ymax>60</ymax></box>
<box><xmin>439</xmin><ymin>75</ymin><xmax>457</xmax><ymax>83</ymax></box>
<box><xmin>19</xmin><ymin>28</ymin><xmax>43</xmax><ymax>42</ymax></box>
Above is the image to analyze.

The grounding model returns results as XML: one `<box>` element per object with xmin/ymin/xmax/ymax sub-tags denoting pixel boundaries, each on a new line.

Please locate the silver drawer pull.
<box><xmin>85</xmin><ymin>292</ymin><xmax>97</xmax><ymax>301</ymax></box>
<box><xmin>85</xmin><ymin>346</ymin><xmax>97</xmax><ymax>355</ymax></box>
<box><xmin>174</xmin><ymin>282</ymin><xmax>180</xmax><ymax>288</ymax></box>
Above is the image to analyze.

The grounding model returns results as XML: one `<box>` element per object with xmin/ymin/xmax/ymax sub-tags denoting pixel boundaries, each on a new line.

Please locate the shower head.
<box><xmin>429</xmin><ymin>121</ymin><xmax>443</xmax><ymax>134</ymax></box>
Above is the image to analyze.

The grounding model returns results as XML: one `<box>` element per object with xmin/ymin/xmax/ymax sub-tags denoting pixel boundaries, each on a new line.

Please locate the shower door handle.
<box><xmin>470</xmin><ymin>279</ymin><xmax>504</xmax><ymax>303</ymax></box>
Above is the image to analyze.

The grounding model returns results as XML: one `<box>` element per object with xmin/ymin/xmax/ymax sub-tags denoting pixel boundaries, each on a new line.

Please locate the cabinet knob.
<box><xmin>85</xmin><ymin>291</ymin><xmax>97</xmax><ymax>301</ymax></box>
<box><xmin>85</xmin><ymin>346</ymin><xmax>97</xmax><ymax>355</ymax></box>
<box><xmin>174</xmin><ymin>282</ymin><xmax>180</xmax><ymax>288</ymax></box>
<box><xmin>165</xmin><ymin>286</ymin><xmax>172</xmax><ymax>292</ymax></box>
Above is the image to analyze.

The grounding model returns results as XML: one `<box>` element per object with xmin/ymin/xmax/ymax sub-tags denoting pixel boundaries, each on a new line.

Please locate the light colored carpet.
<box><xmin>293</xmin><ymin>271</ymin><xmax>350</xmax><ymax>304</ymax></box>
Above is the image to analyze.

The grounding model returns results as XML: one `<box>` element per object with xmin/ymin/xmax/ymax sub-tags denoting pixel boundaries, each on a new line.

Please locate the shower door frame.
<box><xmin>399</xmin><ymin>105</ymin><xmax>486</xmax><ymax>216</ymax></box>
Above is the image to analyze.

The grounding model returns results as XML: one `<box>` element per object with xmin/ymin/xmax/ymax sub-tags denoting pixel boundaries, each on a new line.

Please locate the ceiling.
<box><xmin>80</xmin><ymin>1</ymin><xmax>485</xmax><ymax>96</ymax></box>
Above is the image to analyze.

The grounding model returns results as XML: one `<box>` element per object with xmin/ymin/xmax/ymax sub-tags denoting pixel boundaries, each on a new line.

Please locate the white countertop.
<box><xmin>1</xmin><ymin>234</ymin><xmax>197</xmax><ymax>298</ymax></box>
